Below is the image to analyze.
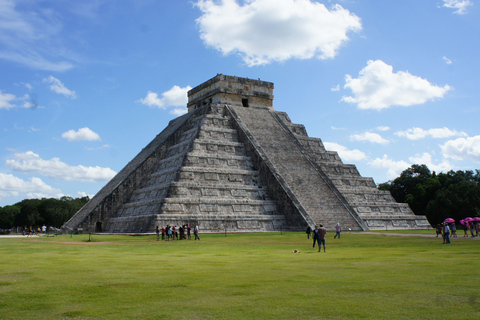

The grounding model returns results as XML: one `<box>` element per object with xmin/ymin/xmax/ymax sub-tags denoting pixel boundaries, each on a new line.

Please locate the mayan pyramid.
<box><xmin>64</xmin><ymin>74</ymin><xmax>431</xmax><ymax>233</ymax></box>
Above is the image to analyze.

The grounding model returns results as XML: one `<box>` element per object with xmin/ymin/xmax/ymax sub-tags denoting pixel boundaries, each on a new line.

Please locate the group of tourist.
<box><xmin>155</xmin><ymin>225</ymin><xmax>200</xmax><ymax>241</ymax></box>
<box><xmin>306</xmin><ymin>223</ymin><xmax>342</xmax><ymax>253</ymax></box>
<box><xmin>21</xmin><ymin>225</ymin><xmax>47</xmax><ymax>237</ymax></box>
<box><xmin>436</xmin><ymin>220</ymin><xmax>479</xmax><ymax>244</ymax></box>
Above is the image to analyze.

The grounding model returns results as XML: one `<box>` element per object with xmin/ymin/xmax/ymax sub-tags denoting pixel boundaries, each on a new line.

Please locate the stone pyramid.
<box><xmin>64</xmin><ymin>74</ymin><xmax>430</xmax><ymax>233</ymax></box>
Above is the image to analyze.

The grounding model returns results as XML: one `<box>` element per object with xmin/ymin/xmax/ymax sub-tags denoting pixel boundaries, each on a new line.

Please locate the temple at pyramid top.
<box><xmin>64</xmin><ymin>74</ymin><xmax>431</xmax><ymax>234</ymax></box>
<box><xmin>187</xmin><ymin>74</ymin><xmax>274</xmax><ymax>112</ymax></box>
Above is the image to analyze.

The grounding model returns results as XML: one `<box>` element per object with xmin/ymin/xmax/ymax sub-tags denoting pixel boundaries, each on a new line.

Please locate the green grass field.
<box><xmin>0</xmin><ymin>231</ymin><xmax>479</xmax><ymax>319</ymax></box>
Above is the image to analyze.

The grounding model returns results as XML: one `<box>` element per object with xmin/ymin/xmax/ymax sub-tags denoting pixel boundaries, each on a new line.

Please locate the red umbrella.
<box><xmin>444</xmin><ymin>218</ymin><xmax>455</xmax><ymax>223</ymax></box>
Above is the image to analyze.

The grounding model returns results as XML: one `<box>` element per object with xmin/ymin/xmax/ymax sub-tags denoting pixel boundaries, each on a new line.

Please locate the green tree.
<box><xmin>0</xmin><ymin>205</ymin><xmax>20</xmax><ymax>229</ymax></box>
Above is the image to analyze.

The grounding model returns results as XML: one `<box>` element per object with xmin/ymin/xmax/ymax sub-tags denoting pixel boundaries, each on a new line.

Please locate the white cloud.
<box><xmin>170</xmin><ymin>108</ymin><xmax>188</xmax><ymax>116</ymax></box>
<box><xmin>408</xmin><ymin>152</ymin><xmax>453</xmax><ymax>173</ymax></box>
<box><xmin>350</xmin><ymin>131</ymin><xmax>389</xmax><ymax>145</ymax></box>
<box><xmin>6</xmin><ymin>151</ymin><xmax>116</xmax><ymax>182</ymax></box>
<box><xmin>442</xmin><ymin>0</ymin><xmax>473</xmax><ymax>14</ymax></box>
<box><xmin>443</xmin><ymin>56</ymin><xmax>453</xmax><ymax>64</ymax></box>
<box><xmin>331</xmin><ymin>84</ymin><xmax>340</xmax><ymax>92</ymax></box>
<box><xmin>0</xmin><ymin>173</ymin><xmax>63</xmax><ymax>202</ymax></box>
<box><xmin>62</xmin><ymin>127</ymin><xmax>101</xmax><ymax>141</ymax></box>
<box><xmin>323</xmin><ymin>142</ymin><xmax>367</xmax><ymax>161</ymax></box>
<box><xmin>376</xmin><ymin>126</ymin><xmax>390</xmax><ymax>132</ymax></box>
<box><xmin>441</xmin><ymin>135</ymin><xmax>480</xmax><ymax>162</ymax></box>
<box><xmin>0</xmin><ymin>90</ymin><xmax>16</xmax><ymax>109</ymax></box>
<box><xmin>341</xmin><ymin>60</ymin><xmax>451</xmax><ymax>110</ymax></box>
<box><xmin>139</xmin><ymin>85</ymin><xmax>191</xmax><ymax>110</ymax></box>
<box><xmin>0</xmin><ymin>0</ymin><xmax>74</xmax><ymax>71</ymax></box>
<box><xmin>0</xmin><ymin>91</ymin><xmax>36</xmax><ymax>110</ymax></box>
<box><xmin>195</xmin><ymin>0</ymin><xmax>362</xmax><ymax>66</ymax></box>
<box><xmin>368</xmin><ymin>155</ymin><xmax>410</xmax><ymax>180</ymax></box>
<box><xmin>395</xmin><ymin>127</ymin><xmax>467</xmax><ymax>140</ymax></box>
<box><xmin>43</xmin><ymin>76</ymin><xmax>77</xmax><ymax>99</ymax></box>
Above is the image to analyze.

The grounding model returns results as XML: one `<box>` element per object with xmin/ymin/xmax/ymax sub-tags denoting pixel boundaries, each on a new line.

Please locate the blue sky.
<box><xmin>1</xmin><ymin>0</ymin><xmax>479</xmax><ymax>206</ymax></box>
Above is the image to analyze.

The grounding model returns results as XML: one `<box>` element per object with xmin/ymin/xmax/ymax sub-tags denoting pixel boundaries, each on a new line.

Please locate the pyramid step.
<box><xmin>177</xmin><ymin>166</ymin><xmax>260</xmax><ymax>185</ymax></box>
<box><xmin>162</xmin><ymin>198</ymin><xmax>278</xmax><ymax>215</ymax></box>
<box><xmin>169</xmin><ymin>182</ymin><xmax>270</xmax><ymax>200</ymax></box>
<box><xmin>185</xmin><ymin>153</ymin><xmax>253</xmax><ymax>169</ymax></box>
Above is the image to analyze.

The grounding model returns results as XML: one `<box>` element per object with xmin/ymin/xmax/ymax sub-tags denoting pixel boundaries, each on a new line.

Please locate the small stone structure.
<box><xmin>63</xmin><ymin>74</ymin><xmax>431</xmax><ymax>233</ymax></box>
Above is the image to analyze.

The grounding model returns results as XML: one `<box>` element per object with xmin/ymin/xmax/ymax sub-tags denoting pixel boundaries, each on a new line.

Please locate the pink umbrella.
<box><xmin>444</xmin><ymin>218</ymin><xmax>455</xmax><ymax>223</ymax></box>
<box><xmin>464</xmin><ymin>217</ymin><xmax>474</xmax><ymax>222</ymax></box>
<box><xmin>472</xmin><ymin>217</ymin><xmax>480</xmax><ymax>222</ymax></box>
<box><xmin>460</xmin><ymin>220</ymin><xmax>466</xmax><ymax>225</ymax></box>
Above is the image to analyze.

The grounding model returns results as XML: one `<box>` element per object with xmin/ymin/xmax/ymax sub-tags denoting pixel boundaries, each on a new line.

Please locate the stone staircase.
<box><xmin>228</xmin><ymin>105</ymin><xmax>367</xmax><ymax>231</ymax></box>
<box><xmin>283</xmin><ymin>115</ymin><xmax>430</xmax><ymax>229</ymax></box>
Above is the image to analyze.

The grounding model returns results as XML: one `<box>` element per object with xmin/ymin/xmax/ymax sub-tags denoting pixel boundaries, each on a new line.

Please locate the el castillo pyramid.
<box><xmin>64</xmin><ymin>74</ymin><xmax>430</xmax><ymax>233</ymax></box>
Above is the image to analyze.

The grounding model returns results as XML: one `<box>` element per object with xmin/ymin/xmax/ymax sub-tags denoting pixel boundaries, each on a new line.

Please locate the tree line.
<box><xmin>378</xmin><ymin>164</ymin><xmax>480</xmax><ymax>226</ymax></box>
<box><xmin>0</xmin><ymin>196</ymin><xmax>89</xmax><ymax>230</ymax></box>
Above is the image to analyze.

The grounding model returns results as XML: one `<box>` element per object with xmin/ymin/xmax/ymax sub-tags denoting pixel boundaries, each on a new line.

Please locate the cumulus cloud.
<box><xmin>350</xmin><ymin>131</ymin><xmax>389</xmax><ymax>145</ymax></box>
<box><xmin>195</xmin><ymin>0</ymin><xmax>362</xmax><ymax>66</ymax></box>
<box><xmin>139</xmin><ymin>85</ymin><xmax>191</xmax><ymax>113</ymax></box>
<box><xmin>0</xmin><ymin>173</ymin><xmax>63</xmax><ymax>202</ymax></box>
<box><xmin>43</xmin><ymin>76</ymin><xmax>77</xmax><ymax>98</ymax></box>
<box><xmin>408</xmin><ymin>152</ymin><xmax>453</xmax><ymax>173</ymax></box>
<box><xmin>342</xmin><ymin>60</ymin><xmax>451</xmax><ymax>110</ymax></box>
<box><xmin>441</xmin><ymin>135</ymin><xmax>480</xmax><ymax>162</ymax></box>
<box><xmin>395</xmin><ymin>127</ymin><xmax>467</xmax><ymax>140</ymax></box>
<box><xmin>443</xmin><ymin>56</ymin><xmax>453</xmax><ymax>64</ymax></box>
<box><xmin>368</xmin><ymin>155</ymin><xmax>410</xmax><ymax>180</ymax></box>
<box><xmin>442</xmin><ymin>0</ymin><xmax>473</xmax><ymax>14</ymax></box>
<box><xmin>323</xmin><ymin>142</ymin><xmax>367</xmax><ymax>161</ymax></box>
<box><xmin>6</xmin><ymin>151</ymin><xmax>116</xmax><ymax>182</ymax></box>
<box><xmin>62</xmin><ymin>127</ymin><xmax>101</xmax><ymax>141</ymax></box>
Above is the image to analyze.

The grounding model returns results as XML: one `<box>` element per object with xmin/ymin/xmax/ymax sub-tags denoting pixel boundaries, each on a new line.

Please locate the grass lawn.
<box><xmin>0</xmin><ymin>231</ymin><xmax>479</xmax><ymax>319</ymax></box>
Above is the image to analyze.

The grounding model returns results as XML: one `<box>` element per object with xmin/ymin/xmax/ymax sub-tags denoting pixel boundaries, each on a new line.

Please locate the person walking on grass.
<box><xmin>312</xmin><ymin>225</ymin><xmax>319</xmax><ymax>249</ymax></box>
<box><xmin>306</xmin><ymin>226</ymin><xmax>311</xmax><ymax>239</ymax></box>
<box><xmin>442</xmin><ymin>223</ymin><xmax>451</xmax><ymax>244</ymax></box>
<box><xmin>156</xmin><ymin>226</ymin><xmax>160</xmax><ymax>241</ymax></box>
<box><xmin>317</xmin><ymin>224</ymin><xmax>327</xmax><ymax>252</ymax></box>
<box><xmin>194</xmin><ymin>225</ymin><xmax>200</xmax><ymax>240</ymax></box>
<box><xmin>334</xmin><ymin>223</ymin><xmax>341</xmax><ymax>239</ymax></box>
<box><xmin>463</xmin><ymin>223</ymin><xmax>469</xmax><ymax>237</ymax></box>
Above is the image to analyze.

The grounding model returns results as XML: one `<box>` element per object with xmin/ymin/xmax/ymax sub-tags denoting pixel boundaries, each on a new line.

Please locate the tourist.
<box><xmin>469</xmin><ymin>222</ymin><xmax>475</xmax><ymax>237</ymax></box>
<box><xmin>436</xmin><ymin>224</ymin><xmax>442</xmax><ymax>237</ymax></box>
<box><xmin>317</xmin><ymin>224</ymin><xmax>327</xmax><ymax>252</ymax></box>
<box><xmin>463</xmin><ymin>222</ymin><xmax>469</xmax><ymax>237</ymax></box>
<box><xmin>334</xmin><ymin>223</ymin><xmax>341</xmax><ymax>239</ymax></box>
<box><xmin>306</xmin><ymin>226</ymin><xmax>311</xmax><ymax>239</ymax></box>
<box><xmin>42</xmin><ymin>224</ymin><xmax>47</xmax><ymax>235</ymax></box>
<box><xmin>187</xmin><ymin>225</ymin><xmax>191</xmax><ymax>240</ymax></box>
<box><xmin>450</xmin><ymin>223</ymin><xmax>457</xmax><ymax>238</ymax></box>
<box><xmin>442</xmin><ymin>223</ymin><xmax>450</xmax><ymax>244</ymax></box>
<box><xmin>475</xmin><ymin>221</ymin><xmax>479</xmax><ymax>237</ymax></box>
<box><xmin>166</xmin><ymin>225</ymin><xmax>172</xmax><ymax>241</ymax></box>
<box><xmin>179</xmin><ymin>225</ymin><xmax>184</xmax><ymax>240</ymax></box>
<box><xmin>156</xmin><ymin>226</ymin><xmax>160</xmax><ymax>241</ymax></box>
<box><xmin>161</xmin><ymin>226</ymin><xmax>165</xmax><ymax>240</ymax></box>
<box><xmin>194</xmin><ymin>225</ymin><xmax>200</xmax><ymax>240</ymax></box>
<box><xmin>312</xmin><ymin>225</ymin><xmax>319</xmax><ymax>249</ymax></box>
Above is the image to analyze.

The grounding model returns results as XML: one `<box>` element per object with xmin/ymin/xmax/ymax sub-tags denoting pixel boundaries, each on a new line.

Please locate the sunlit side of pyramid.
<box><xmin>64</xmin><ymin>74</ymin><xmax>430</xmax><ymax>233</ymax></box>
